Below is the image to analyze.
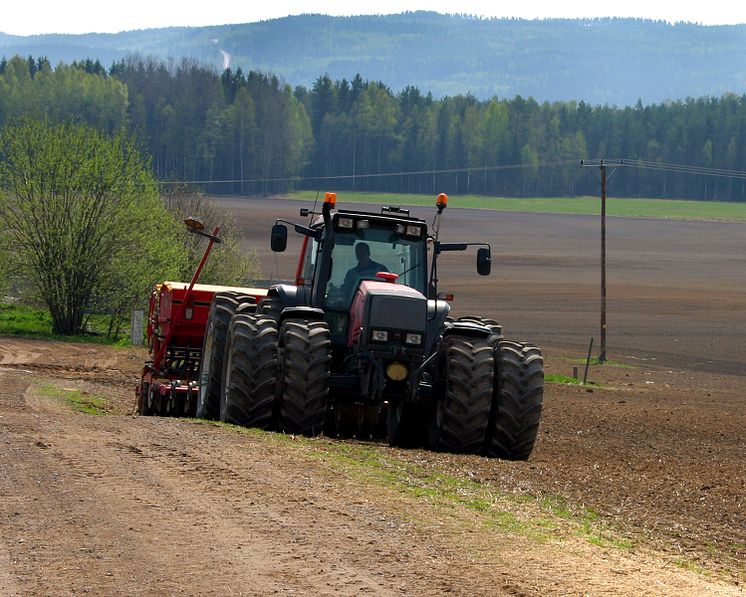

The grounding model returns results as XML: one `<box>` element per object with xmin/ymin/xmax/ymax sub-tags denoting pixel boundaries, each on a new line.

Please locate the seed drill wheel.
<box><xmin>221</xmin><ymin>314</ymin><xmax>278</xmax><ymax>429</ymax></box>
<box><xmin>137</xmin><ymin>380</ymin><xmax>152</xmax><ymax>416</ymax></box>
<box><xmin>277</xmin><ymin>319</ymin><xmax>331</xmax><ymax>436</ymax></box>
<box><xmin>429</xmin><ymin>333</ymin><xmax>495</xmax><ymax>454</ymax></box>
<box><xmin>151</xmin><ymin>383</ymin><xmax>166</xmax><ymax>416</ymax></box>
<box><xmin>196</xmin><ymin>292</ymin><xmax>256</xmax><ymax>420</ymax></box>
<box><xmin>485</xmin><ymin>340</ymin><xmax>544</xmax><ymax>460</ymax></box>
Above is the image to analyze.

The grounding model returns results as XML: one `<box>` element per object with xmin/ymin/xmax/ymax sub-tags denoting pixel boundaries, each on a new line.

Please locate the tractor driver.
<box><xmin>339</xmin><ymin>242</ymin><xmax>388</xmax><ymax>298</ymax></box>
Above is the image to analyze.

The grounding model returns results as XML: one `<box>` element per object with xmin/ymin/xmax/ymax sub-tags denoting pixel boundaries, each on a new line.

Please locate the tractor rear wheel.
<box><xmin>429</xmin><ymin>334</ymin><xmax>495</xmax><ymax>454</ymax></box>
<box><xmin>257</xmin><ymin>296</ymin><xmax>283</xmax><ymax>321</ymax></box>
<box><xmin>485</xmin><ymin>340</ymin><xmax>544</xmax><ymax>460</ymax></box>
<box><xmin>221</xmin><ymin>314</ymin><xmax>278</xmax><ymax>428</ymax></box>
<box><xmin>196</xmin><ymin>292</ymin><xmax>256</xmax><ymax>420</ymax></box>
<box><xmin>277</xmin><ymin>319</ymin><xmax>331</xmax><ymax>436</ymax></box>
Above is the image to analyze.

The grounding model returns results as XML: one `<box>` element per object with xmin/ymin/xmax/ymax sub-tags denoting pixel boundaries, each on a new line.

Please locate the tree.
<box><xmin>0</xmin><ymin>119</ymin><xmax>182</xmax><ymax>335</ymax></box>
<box><xmin>161</xmin><ymin>186</ymin><xmax>262</xmax><ymax>286</ymax></box>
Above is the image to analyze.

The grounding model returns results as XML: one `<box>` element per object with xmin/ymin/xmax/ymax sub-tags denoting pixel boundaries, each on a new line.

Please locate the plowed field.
<box><xmin>0</xmin><ymin>196</ymin><xmax>743</xmax><ymax>595</ymax></box>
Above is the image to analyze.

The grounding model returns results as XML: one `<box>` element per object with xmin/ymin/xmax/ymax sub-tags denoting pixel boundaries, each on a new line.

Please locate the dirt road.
<box><xmin>0</xmin><ymin>338</ymin><xmax>743</xmax><ymax>595</ymax></box>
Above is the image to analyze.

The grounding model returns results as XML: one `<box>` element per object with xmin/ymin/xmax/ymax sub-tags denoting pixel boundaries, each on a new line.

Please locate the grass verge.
<box><xmin>545</xmin><ymin>373</ymin><xmax>603</xmax><ymax>388</ymax></box>
<box><xmin>38</xmin><ymin>383</ymin><xmax>109</xmax><ymax>415</ymax></box>
<box><xmin>204</xmin><ymin>422</ymin><xmax>633</xmax><ymax>551</ymax></box>
<box><xmin>0</xmin><ymin>303</ymin><xmax>130</xmax><ymax>346</ymax></box>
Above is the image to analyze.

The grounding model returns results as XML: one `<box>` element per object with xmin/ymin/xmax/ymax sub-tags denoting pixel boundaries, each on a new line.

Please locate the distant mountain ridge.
<box><xmin>2</xmin><ymin>12</ymin><xmax>746</xmax><ymax>105</ymax></box>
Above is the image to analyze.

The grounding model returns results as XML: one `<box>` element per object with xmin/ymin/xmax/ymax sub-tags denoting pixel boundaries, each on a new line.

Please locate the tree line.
<box><xmin>2</xmin><ymin>54</ymin><xmax>746</xmax><ymax>201</ymax></box>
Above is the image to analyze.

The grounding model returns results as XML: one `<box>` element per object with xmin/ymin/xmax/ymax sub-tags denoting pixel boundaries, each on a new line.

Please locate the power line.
<box><xmin>158</xmin><ymin>157</ymin><xmax>746</xmax><ymax>188</ymax></box>
<box><xmin>624</xmin><ymin>158</ymin><xmax>746</xmax><ymax>179</ymax></box>
<box><xmin>157</xmin><ymin>159</ymin><xmax>576</xmax><ymax>187</ymax></box>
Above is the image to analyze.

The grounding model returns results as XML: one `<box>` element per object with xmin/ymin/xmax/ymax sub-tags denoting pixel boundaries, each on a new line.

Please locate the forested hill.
<box><xmin>2</xmin><ymin>12</ymin><xmax>746</xmax><ymax>105</ymax></box>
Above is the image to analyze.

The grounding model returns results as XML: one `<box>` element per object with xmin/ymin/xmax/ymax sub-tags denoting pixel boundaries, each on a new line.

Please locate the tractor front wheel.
<box><xmin>429</xmin><ymin>334</ymin><xmax>495</xmax><ymax>454</ymax></box>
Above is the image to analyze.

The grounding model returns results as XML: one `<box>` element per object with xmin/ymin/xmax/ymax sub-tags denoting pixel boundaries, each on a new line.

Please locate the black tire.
<box><xmin>221</xmin><ymin>314</ymin><xmax>278</xmax><ymax>428</ymax></box>
<box><xmin>485</xmin><ymin>340</ymin><xmax>544</xmax><ymax>461</ymax></box>
<box><xmin>277</xmin><ymin>319</ymin><xmax>331</xmax><ymax>436</ymax></box>
<box><xmin>387</xmin><ymin>400</ymin><xmax>427</xmax><ymax>448</ymax></box>
<box><xmin>137</xmin><ymin>380</ymin><xmax>152</xmax><ymax>416</ymax></box>
<box><xmin>456</xmin><ymin>316</ymin><xmax>503</xmax><ymax>338</ymax></box>
<box><xmin>429</xmin><ymin>334</ymin><xmax>495</xmax><ymax>454</ymax></box>
<box><xmin>196</xmin><ymin>292</ymin><xmax>255</xmax><ymax>420</ymax></box>
<box><xmin>257</xmin><ymin>296</ymin><xmax>283</xmax><ymax>321</ymax></box>
<box><xmin>151</xmin><ymin>383</ymin><xmax>166</xmax><ymax>416</ymax></box>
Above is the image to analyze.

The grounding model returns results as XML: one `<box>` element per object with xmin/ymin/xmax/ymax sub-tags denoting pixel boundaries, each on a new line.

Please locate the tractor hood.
<box><xmin>348</xmin><ymin>280</ymin><xmax>427</xmax><ymax>347</ymax></box>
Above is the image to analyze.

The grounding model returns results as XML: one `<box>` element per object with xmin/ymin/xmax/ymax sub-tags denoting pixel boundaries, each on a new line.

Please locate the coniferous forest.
<box><xmin>2</xmin><ymin>54</ymin><xmax>746</xmax><ymax>201</ymax></box>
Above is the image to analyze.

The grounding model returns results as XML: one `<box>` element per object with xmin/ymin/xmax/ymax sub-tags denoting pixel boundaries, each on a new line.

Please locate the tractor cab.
<box><xmin>296</xmin><ymin>205</ymin><xmax>429</xmax><ymax>345</ymax></box>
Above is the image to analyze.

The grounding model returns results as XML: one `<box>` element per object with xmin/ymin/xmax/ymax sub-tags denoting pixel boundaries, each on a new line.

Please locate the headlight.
<box><xmin>406</xmin><ymin>225</ymin><xmax>422</xmax><ymax>237</ymax></box>
<box><xmin>386</xmin><ymin>362</ymin><xmax>408</xmax><ymax>381</ymax></box>
<box><xmin>338</xmin><ymin>217</ymin><xmax>354</xmax><ymax>229</ymax></box>
<box><xmin>405</xmin><ymin>333</ymin><xmax>422</xmax><ymax>345</ymax></box>
<box><xmin>371</xmin><ymin>330</ymin><xmax>388</xmax><ymax>342</ymax></box>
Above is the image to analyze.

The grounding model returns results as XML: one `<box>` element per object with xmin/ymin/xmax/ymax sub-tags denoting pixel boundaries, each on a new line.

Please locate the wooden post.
<box><xmin>583</xmin><ymin>337</ymin><xmax>594</xmax><ymax>385</ymax></box>
<box><xmin>131</xmin><ymin>309</ymin><xmax>144</xmax><ymax>346</ymax></box>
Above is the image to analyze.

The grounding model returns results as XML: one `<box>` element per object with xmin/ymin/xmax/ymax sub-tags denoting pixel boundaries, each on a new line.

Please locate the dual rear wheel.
<box><xmin>204</xmin><ymin>305</ymin><xmax>332</xmax><ymax>437</ymax></box>
<box><xmin>395</xmin><ymin>328</ymin><xmax>544</xmax><ymax>461</ymax></box>
<box><xmin>196</xmin><ymin>292</ymin><xmax>256</xmax><ymax>420</ymax></box>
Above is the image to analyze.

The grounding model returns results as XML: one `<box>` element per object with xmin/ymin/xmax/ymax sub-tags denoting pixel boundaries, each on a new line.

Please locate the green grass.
<box><xmin>545</xmin><ymin>373</ymin><xmax>602</xmax><ymax>388</ymax></box>
<box><xmin>207</xmin><ymin>422</ymin><xmax>633</xmax><ymax>548</ymax></box>
<box><xmin>290</xmin><ymin>191</ymin><xmax>746</xmax><ymax>221</ymax></box>
<box><xmin>0</xmin><ymin>303</ymin><xmax>53</xmax><ymax>336</ymax></box>
<box><xmin>38</xmin><ymin>383</ymin><xmax>109</xmax><ymax>415</ymax></box>
<box><xmin>0</xmin><ymin>303</ymin><xmax>129</xmax><ymax>345</ymax></box>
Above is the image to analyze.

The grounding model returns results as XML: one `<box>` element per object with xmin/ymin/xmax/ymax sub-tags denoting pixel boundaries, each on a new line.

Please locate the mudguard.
<box><xmin>279</xmin><ymin>305</ymin><xmax>326</xmax><ymax>322</ymax></box>
<box><xmin>443</xmin><ymin>319</ymin><xmax>495</xmax><ymax>339</ymax></box>
<box><xmin>265</xmin><ymin>283</ymin><xmax>311</xmax><ymax>308</ymax></box>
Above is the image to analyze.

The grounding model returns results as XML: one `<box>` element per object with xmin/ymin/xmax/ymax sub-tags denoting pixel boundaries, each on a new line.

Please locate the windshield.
<box><xmin>324</xmin><ymin>225</ymin><xmax>427</xmax><ymax>309</ymax></box>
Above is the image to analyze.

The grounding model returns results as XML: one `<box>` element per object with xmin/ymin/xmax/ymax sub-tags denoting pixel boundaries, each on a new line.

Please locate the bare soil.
<box><xmin>0</xmin><ymin>197</ymin><xmax>744</xmax><ymax>595</ymax></box>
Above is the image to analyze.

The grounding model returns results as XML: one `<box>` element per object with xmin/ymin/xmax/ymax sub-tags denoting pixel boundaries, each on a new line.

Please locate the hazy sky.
<box><xmin>4</xmin><ymin>0</ymin><xmax>746</xmax><ymax>35</ymax></box>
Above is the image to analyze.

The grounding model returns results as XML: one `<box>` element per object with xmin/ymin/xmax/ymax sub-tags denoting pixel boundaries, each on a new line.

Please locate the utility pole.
<box><xmin>599</xmin><ymin>160</ymin><xmax>608</xmax><ymax>362</ymax></box>
<box><xmin>581</xmin><ymin>159</ymin><xmax>623</xmax><ymax>363</ymax></box>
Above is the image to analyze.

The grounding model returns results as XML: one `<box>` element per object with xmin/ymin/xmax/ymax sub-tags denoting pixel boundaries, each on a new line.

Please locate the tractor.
<box><xmin>196</xmin><ymin>193</ymin><xmax>544</xmax><ymax>459</ymax></box>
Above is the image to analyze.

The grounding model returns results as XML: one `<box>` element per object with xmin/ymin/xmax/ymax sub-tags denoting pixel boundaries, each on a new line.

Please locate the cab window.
<box><xmin>325</xmin><ymin>225</ymin><xmax>427</xmax><ymax>308</ymax></box>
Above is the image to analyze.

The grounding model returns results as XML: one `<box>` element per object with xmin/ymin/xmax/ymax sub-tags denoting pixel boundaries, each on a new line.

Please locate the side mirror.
<box><xmin>477</xmin><ymin>247</ymin><xmax>491</xmax><ymax>276</ymax></box>
<box><xmin>271</xmin><ymin>223</ymin><xmax>288</xmax><ymax>252</ymax></box>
